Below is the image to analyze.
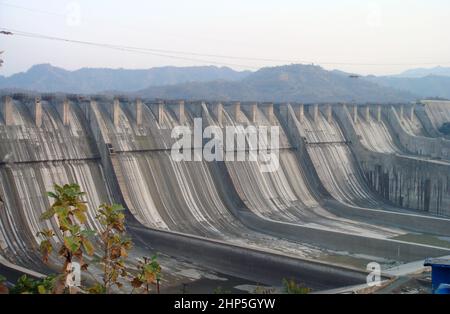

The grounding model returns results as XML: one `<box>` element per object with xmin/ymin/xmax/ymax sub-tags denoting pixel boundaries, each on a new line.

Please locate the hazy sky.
<box><xmin>1</xmin><ymin>0</ymin><xmax>450</xmax><ymax>76</ymax></box>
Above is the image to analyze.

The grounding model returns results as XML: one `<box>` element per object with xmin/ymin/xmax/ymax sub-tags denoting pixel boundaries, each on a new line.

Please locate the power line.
<box><xmin>1</xmin><ymin>24</ymin><xmax>450</xmax><ymax>68</ymax></box>
<box><xmin>0</xmin><ymin>28</ymin><xmax>261</xmax><ymax>69</ymax></box>
<box><xmin>0</xmin><ymin>2</ymin><xmax>272</xmax><ymax>66</ymax></box>
<box><xmin>1</xmin><ymin>0</ymin><xmax>449</xmax><ymax>67</ymax></box>
<box><xmin>1</xmin><ymin>1</ymin><xmax>450</xmax><ymax>67</ymax></box>
<box><xmin>0</xmin><ymin>1</ymin><xmax>249</xmax><ymax>48</ymax></box>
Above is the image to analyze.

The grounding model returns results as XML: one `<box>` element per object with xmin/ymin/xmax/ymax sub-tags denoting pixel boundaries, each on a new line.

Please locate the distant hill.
<box><xmin>365</xmin><ymin>75</ymin><xmax>450</xmax><ymax>99</ymax></box>
<box><xmin>395</xmin><ymin>66</ymin><xmax>450</xmax><ymax>78</ymax></box>
<box><xmin>0</xmin><ymin>64</ymin><xmax>251</xmax><ymax>93</ymax></box>
<box><xmin>0</xmin><ymin>63</ymin><xmax>422</xmax><ymax>103</ymax></box>
<box><xmin>137</xmin><ymin>64</ymin><xmax>416</xmax><ymax>103</ymax></box>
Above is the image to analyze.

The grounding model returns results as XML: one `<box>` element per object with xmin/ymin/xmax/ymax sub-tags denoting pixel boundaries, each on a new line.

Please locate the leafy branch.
<box><xmin>95</xmin><ymin>203</ymin><xmax>132</xmax><ymax>293</ymax></box>
<box><xmin>37</xmin><ymin>183</ymin><xmax>95</xmax><ymax>293</ymax></box>
<box><xmin>131</xmin><ymin>255</ymin><xmax>162</xmax><ymax>294</ymax></box>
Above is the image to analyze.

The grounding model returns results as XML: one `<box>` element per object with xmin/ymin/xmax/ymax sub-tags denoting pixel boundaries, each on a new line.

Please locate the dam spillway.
<box><xmin>1</xmin><ymin>94</ymin><xmax>450</xmax><ymax>291</ymax></box>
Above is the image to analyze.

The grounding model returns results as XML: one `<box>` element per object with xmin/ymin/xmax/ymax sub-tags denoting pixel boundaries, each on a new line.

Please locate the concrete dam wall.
<box><xmin>334</xmin><ymin>103</ymin><xmax>450</xmax><ymax>217</ymax></box>
<box><xmin>1</xmin><ymin>94</ymin><xmax>450</xmax><ymax>290</ymax></box>
<box><xmin>0</xmin><ymin>95</ymin><xmax>111</xmax><ymax>271</ymax></box>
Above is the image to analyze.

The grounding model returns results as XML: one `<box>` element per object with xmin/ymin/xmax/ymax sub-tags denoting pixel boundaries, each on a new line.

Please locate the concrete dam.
<box><xmin>1</xmin><ymin>94</ymin><xmax>450</xmax><ymax>292</ymax></box>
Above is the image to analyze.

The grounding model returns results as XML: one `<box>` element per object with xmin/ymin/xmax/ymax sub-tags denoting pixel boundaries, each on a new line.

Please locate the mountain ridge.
<box><xmin>0</xmin><ymin>64</ymin><xmax>251</xmax><ymax>93</ymax></box>
<box><xmin>365</xmin><ymin>75</ymin><xmax>450</xmax><ymax>99</ymax></box>
<box><xmin>137</xmin><ymin>64</ymin><xmax>416</xmax><ymax>103</ymax></box>
<box><xmin>394</xmin><ymin>66</ymin><xmax>450</xmax><ymax>78</ymax></box>
<box><xmin>0</xmin><ymin>63</ymin><xmax>435</xmax><ymax>102</ymax></box>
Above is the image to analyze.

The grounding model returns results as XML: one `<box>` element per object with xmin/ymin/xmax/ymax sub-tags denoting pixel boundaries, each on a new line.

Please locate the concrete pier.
<box><xmin>113</xmin><ymin>98</ymin><xmax>120</xmax><ymax>128</ymax></box>
<box><xmin>251</xmin><ymin>103</ymin><xmax>257</xmax><ymax>123</ymax></box>
<box><xmin>399</xmin><ymin>105</ymin><xmax>404</xmax><ymax>119</ymax></box>
<box><xmin>234</xmin><ymin>102</ymin><xmax>241</xmax><ymax>122</ymax></box>
<box><xmin>175</xmin><ymin>100</ymin><xmax>185</xmax><ymax>124</ymax></box>
<box><xmin>377</xmin><ymin>105</ymin><xmax>381</xmax><ymax>122</ymax></box>
<box><xmin>365</xmin><ymin>106</ymin><xmax>370</xmax><ymax>121</ymax></box>
<box><xmin>326</xmin><ymin>105</ymin><xmax>332</xmax><ymax>123</ymax></box>
<box><xmin>57</xmin><ymin>99</ymin><xmax>71</xmax><ymax>126</ymax></box>
<box><xmin>136</xmin><ymin>99</ymin><xmax>143</xmax><ymax>126</ymax></box>
<box><xmin>298</xmin><ymin>104</ymin><xmax>304</xmax><ymax>122</ymax></box>
<box><xmin>353</xmin><ymin>105</ymin><xmax>358</xmax><ymax>123</ymax></box>
<box><xmin>266</xmin><ymin>103</ymin><xmax>274</xmax><ymax>123</ymax></box>
<box><xmin>410</xmin><ymin>105</ymin><xmax>415</xmax><ymax>122</ymax></box>
<box><xmin>2</xmin><ymin>96</ymin><xmax>13</xmax><ymax>125</ymax></box>
<box><xmin>157</xmin><ymin>101</ymin><xmax>164</xmax><ymax>125</ymax></box>
<box><xmin>34</xmin><ymin>96</ymin><xmax>42</xmax><ymax>127</ymax></box>
<box><xmin>310</xmin><ymin>104</ymin><xmax>319</xmax><ymax>122</ymax></box>
<box><xmin>216</xmin><ymin>102</ymin><xmax>223</xmax><ymax>125</ymax></box>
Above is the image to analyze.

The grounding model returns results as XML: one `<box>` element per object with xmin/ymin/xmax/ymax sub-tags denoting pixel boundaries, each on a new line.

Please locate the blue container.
<box><xmin>435</xmin><ymin>284</ymin><xmax>450</xmax><ymax>294</ymax></box>
<box><xmin>424</xmin><ymin>258</ymin><xmax>450</xmax><ymax>294</ymax></box>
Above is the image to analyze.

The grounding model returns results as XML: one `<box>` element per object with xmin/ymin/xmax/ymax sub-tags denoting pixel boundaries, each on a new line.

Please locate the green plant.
<box><xmin>131</xmin><ymin>255</ymin><xmax>162</xmax><ymax>294</ymax></box>
<box><xmin>0</xmin><ymin>274</ymin><xmax>8</xmax><ymax>294</ymax></box>
<box><xmin>96</xmin><ymin>203</ymin><xmax>132</xmax><ymax>293</ymax></box>
<box><xmin>37</xmin><ymin>183</ymin><xmax>96</xmax><ymax>293</ymax></box>
<box><xmin>36</xmin><ymin>229</ymin><xmax>55</xmax><ymax>264</ymax></box>
<box><xmin>282</xmin><ymin>278</ymin><xmax>311</xmax><ymax>294</ymax></box>
<box><xmin>253</xmin><ymin>284</ymin><xmax>275</xmax><ymax>294</ymax></box>
<box><xmin>35</xmin><ymin>183</ymin><xmax>159</xmax><ymax>294</ymax></box>
<box><xmin>86</xmin><ymin>283</ymin><xmax>107</xmax><ymax>294</ymax></box>
<box><xmin>9</xmin><ymin>274</ymin><xmax>59</xmax><ymax>294</ymax></box>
